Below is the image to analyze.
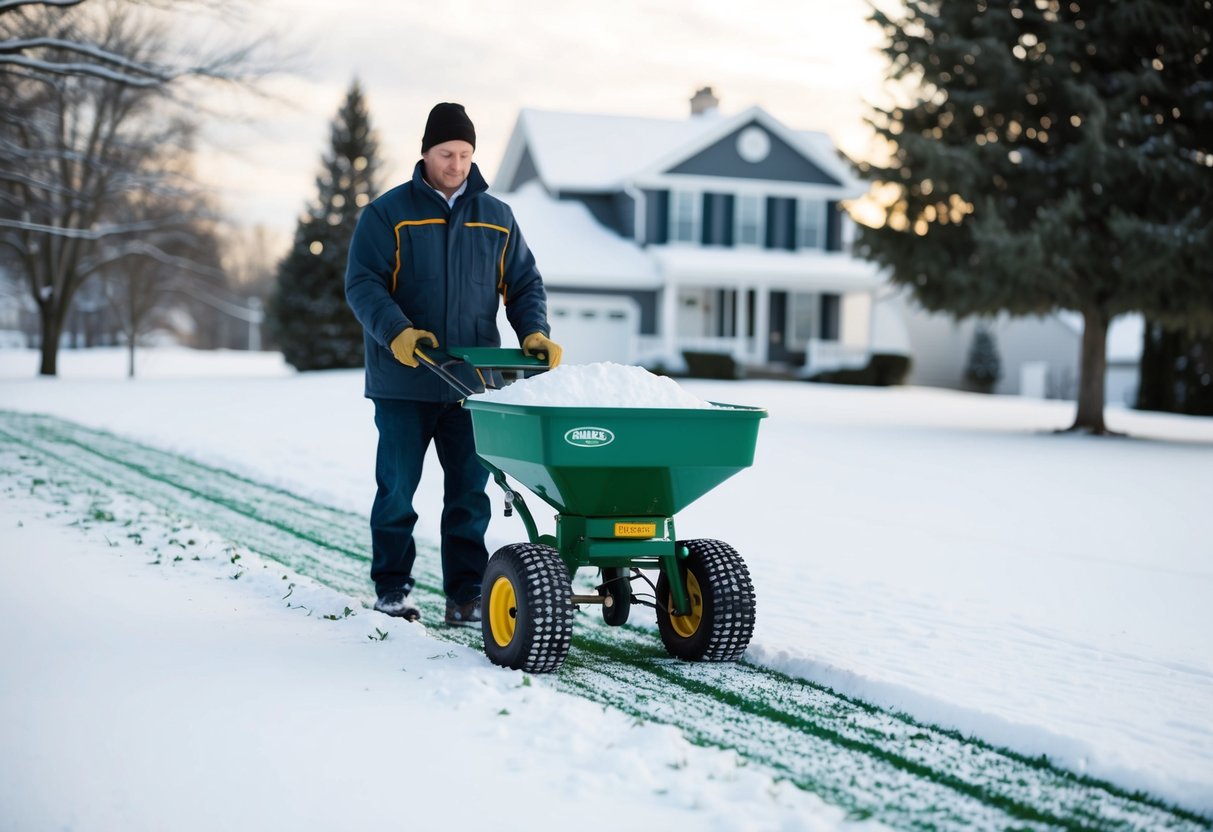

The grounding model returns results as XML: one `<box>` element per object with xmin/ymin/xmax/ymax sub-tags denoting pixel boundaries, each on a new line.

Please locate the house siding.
<box><xmin>667</xmin><ymin>120</ymin><xmax>842</xmax><ymax>185</ymax></box>
<box><xmin>559</xmin><ymin>192</ymin><xmax>629</xmax><ymax>237</ymax></box>
<box><xmin>506</xmin><ymin>145</ymin><xmax>541</xmax><ymax>191</ymax></box>
<box><xmin>614</xmin><ymin>192</ymin><xmax>636</xmax><ymax>239</ymax></box>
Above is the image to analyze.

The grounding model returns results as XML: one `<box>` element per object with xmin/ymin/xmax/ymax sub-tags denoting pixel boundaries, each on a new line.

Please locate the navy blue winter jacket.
<box><xmin>345</xmin><ymin>160</ymin><xmax>550</xmax><ymax>402</ymax></box>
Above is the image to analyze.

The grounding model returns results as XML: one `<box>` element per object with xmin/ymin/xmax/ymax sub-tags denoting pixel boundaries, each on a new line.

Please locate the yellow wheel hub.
<box><xmin>668</xmin><ymin>570</ymin><xmax>703</xmax><ymax>638</ymax></box>
<box><xmin>488</xmin><ymin>575</ymin><xmax>517</xmax><ymax>647</ymax></box>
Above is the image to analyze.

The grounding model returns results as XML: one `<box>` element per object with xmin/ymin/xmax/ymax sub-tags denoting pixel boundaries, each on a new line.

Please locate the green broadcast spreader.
<box><xmin>420</xmin><ymin>347</ymin><xmax>767</xmax><ymax>674</ymax></box>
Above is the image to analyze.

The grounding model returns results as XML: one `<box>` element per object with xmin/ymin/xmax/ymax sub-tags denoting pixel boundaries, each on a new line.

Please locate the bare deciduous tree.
<box><xmin>0</xmin><ymin>0</ymin><xmax>266</xmax><ymax>375</ymax></box>
<box><xmin>98</xmin><ymin>161</ymin><xmax>228</xmax><ymax>375</ymax></box>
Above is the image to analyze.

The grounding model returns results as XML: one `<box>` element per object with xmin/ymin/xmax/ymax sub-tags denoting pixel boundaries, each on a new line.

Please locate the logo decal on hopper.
<box><xmin>564</xmin><ymin>427</ymin><xmax>615</xmax><ymax>447</ymax></box>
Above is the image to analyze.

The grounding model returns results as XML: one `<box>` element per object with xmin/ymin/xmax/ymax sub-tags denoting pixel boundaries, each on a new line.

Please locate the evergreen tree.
<box><xmin>964</xmin><ymin>324</ymin><xmax>1002</xmax><ymax>392</ymax></box>
<box><xmin>855</xmin><ymin>1</ymin><xmax>1213</xmax><ymax>434</ymax></box>
<box><xmin>1137</xmin><ymin>321</ymin><xmax>1213</xmax><ymax>415</ymax></box>
<box><xmin>268</xmin><ymin>80</ymin><xmax>381</xmax><ymax>370</ymax></box>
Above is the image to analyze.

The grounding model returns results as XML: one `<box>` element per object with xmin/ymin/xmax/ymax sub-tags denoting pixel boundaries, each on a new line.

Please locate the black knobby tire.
<box><xmin>655</xmin><ymin>539</ymin><xmax>756</xmax><ymax>662</ymax></box>
<box><xmin>598</xmin><ymin>567</ymin><xmax>632</xmax><ymax>626</ymax></box>
<box><xmin>480</xmin><ymin>543</ymin><xmax>574</xmax><ymax>673</ymax></box>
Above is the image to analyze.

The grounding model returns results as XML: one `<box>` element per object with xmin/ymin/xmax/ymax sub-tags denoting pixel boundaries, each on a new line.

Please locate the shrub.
<box><xmin>809</xmin><ymin>353</ymin><xmax>912</xmax><ymax>387</ymax></box>
<box><xmin>682</xmin><ymin>351</ymin><xmax>745</xmax><ymax>380</ymax></box>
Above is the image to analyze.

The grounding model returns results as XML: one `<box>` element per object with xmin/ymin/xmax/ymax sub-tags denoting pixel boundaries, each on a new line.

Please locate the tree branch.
<box><xmin>0</xmin><ymin>36</ymin><xmax>171</xmax><ymax>80</ymax></box>
<box><xmin>0</xmin><ymin>215</ymin><xmax>189</xmax><ymax>240</ymax></box>
<box><xmin>0</xmin><ymin>54</ymin><xmax>170</xmax><ymax>86</ymax></box>
<box><xmin>0</xmin><ymin>0</ymin><xmax>85</xmax><ymax>11</ymax></box>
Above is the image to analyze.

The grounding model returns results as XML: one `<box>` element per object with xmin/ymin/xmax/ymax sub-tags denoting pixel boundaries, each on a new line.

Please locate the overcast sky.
<box><xmin>194</xmin><ymin>0</ymin><xmax>890</xmax><ymax>249</ymax></box>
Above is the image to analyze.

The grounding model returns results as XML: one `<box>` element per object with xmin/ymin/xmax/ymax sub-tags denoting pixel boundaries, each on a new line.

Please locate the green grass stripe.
<box><xmin>584</xmin><ymin>622</ymin><xmax>1195</xmax><ymax>826</ymax></box>
<box><xmin>1</xmin><ymin>409</ymin><xmax>1208</xmax><ymax>832</ymax></box>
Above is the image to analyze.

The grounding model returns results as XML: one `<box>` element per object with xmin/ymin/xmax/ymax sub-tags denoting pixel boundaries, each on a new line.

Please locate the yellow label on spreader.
<box><xmin>614</xmin><ymin>522</ymin><xmax>657</xmax><ymax>538</ymax></box>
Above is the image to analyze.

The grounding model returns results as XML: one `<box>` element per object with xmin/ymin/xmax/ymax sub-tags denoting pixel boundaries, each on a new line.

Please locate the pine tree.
<box><xmin>268</xmin><ymin>80</ymin><xmax>381</xmax><ymax>370</ymax></box>
<box><xmin>855</xmin><ymin>1</ymin><xmax>1213</xmax><ymax>434</ymax></box>
<box><xmin>1137</xmin><ymin>321</ymin><xmax>1213</xmax><ymax>415</ymax></box>
<box><xmin>965</xmin><ymin>325</ymin><xmax>1002</xmax><ymax>393</ymax></box>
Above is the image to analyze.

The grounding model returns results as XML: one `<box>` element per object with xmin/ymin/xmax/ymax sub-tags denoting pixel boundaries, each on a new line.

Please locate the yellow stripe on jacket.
<box><xmin>391</xmin><ymin>218</ymin><xmax>447</xmax><ymax>294</ymax></box>
<box><xmin>464</xmin><ymin>222</ymin><xmax>511</xmax><ymax>300</ymax></box>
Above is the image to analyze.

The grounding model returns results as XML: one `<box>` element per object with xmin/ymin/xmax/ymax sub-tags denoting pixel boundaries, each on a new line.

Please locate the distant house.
<box><xmin>493</xmin><ymin>88</ymin><xmax>886</xmax><ymax>375</ymax></box>
<box><xmin>877</xmin><ymin>290</ymin><xmax>1143</xmax><ymax>404</ymax></box>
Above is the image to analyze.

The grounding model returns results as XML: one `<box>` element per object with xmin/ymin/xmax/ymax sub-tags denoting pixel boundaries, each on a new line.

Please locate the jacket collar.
<box><xmin>411</xmin><ymin>160</ymin><xmax>488</xmax><ymax>209</ymax></box>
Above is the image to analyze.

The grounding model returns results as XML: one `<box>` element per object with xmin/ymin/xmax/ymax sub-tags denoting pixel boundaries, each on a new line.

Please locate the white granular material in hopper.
<box><xmin>472</xmin><ymin>362</ymin><xmax>715</xmax><ymax>409</ymax></box>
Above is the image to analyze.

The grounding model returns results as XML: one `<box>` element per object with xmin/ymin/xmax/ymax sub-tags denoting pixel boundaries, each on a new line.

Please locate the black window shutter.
<box><xmin>646</xmin><ymin>190</ymin><xmax>669</xmax><ymax>245</ymax></box>
<box><xmin>722</xmin><ymin>194</ymin><xmax>735</xmax><ymax>246</ymax></box>
<box><xmin>826</xmin><ymin>201</ymin><xmax>842</xmax><ymax>252</ymax></box>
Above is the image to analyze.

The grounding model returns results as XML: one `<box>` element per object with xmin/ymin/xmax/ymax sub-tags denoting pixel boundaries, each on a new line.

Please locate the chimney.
<box><xmin>690</xmin><ymin>86</ymin><xmax>720</xmax><ymax>117</ymax></box>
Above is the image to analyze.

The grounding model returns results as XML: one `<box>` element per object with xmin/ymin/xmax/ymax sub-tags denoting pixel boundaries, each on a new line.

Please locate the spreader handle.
<box><xmin>445</xmin><ymin>347</ymin><xmax>550</xmax><ymax>372</ymax></box>
<box><xmin>415</xmin><ymin>346</ymin><xmax>551</xmax><ymax>398</ymax></box>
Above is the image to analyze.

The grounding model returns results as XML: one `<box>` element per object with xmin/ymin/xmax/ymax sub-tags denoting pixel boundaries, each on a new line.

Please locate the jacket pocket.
<box><xmin>462</xmin><ymin>223</ymin><xmax>506</xmax><ymax>286</ymax></box>
<box><xmin>406</xmin><ymin>223</ymin><xmax>445</xmax><ymax>286</ymax></box>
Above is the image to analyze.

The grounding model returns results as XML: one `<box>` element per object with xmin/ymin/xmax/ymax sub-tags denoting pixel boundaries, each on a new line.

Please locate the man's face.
<box><xmin>422</xmin><ymin>140</ymin><xmax>474</xmax><ymax>196</ymax></box>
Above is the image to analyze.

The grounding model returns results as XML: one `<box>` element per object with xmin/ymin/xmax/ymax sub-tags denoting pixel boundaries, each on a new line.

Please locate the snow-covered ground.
<box><xmin>2</xmin><ymin>346</ymin><xmax>1211</xmax><ymax>827</ymax></box>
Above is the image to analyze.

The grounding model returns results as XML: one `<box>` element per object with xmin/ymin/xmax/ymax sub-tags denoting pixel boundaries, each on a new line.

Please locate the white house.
<box><xmin>492</xmin><ymin>89</ymin><xmax>886</xmax><ymax>376</ymax></box>
<box><xmin>876</xmin><ymin>289</ymin><xmax>1144</xmax><ymax>404</ymax></box>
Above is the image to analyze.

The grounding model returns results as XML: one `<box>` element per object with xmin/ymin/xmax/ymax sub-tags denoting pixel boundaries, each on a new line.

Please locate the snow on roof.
<box><xmin>507</xmin><ymin>107</ymin><xmax>861</xmax><ymax>195</ymax></box>
<box><xmin>651</xmin><ymin>245</ymin><xmax>885</xmax><ymax>289</ymax></box>
<box><xmin>496</xmin><ymin>183</ymin><xmax>660</xmax><ymax>290</ymax></box>
<box><xmin>510</xmin><ymin>109</ymin><xmax>707</xmax><ymax>191</ymax></box>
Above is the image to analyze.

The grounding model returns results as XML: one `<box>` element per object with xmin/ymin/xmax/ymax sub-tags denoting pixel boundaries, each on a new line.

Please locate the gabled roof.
<box><xmin>496</xmin><ymin>106</ymin><xmax>864</xmax><ymax>197</ymax></box>
<box><xmin>496</xmin><ymin>183</ymin><xmax>660</xmax><ymax>289</ymax></box>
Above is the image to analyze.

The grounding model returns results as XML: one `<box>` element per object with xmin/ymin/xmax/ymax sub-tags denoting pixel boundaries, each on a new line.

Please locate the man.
<box><xmin>345</xmin><ymin>102</ymin><xmax>561</xmax><ymax>625</ymax></box>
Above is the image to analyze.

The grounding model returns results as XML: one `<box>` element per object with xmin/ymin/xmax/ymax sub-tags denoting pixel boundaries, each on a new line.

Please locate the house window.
<box><xmin>670</xmin><ymin>190</ymin><xmax>699</xmax><ymax>243</ymax></box>
<box><xmin>788</xmin><ymin>292</ymin><xmax>815</xmax><ymax>347</ymax></box>
<box><xmin>796</xmin><ymin>199</ymin><xmax>826</xmax><ymax>250</ymax></box>
<box><xmin>735</xmin><ymin>194</ymin><xmax>763</xmax><ymax>247</ymax></box>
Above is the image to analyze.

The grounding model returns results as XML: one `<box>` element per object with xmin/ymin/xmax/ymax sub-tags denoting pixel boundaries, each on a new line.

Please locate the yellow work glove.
<box><xmin>389</xmin><ymin>327</ymin><xmax>438</xmax><ymax>368</ymax></box>
<box><xmin>522</xmin><ymin>332</ymin><xmax>562</xmax><ymax>368</ymax></box>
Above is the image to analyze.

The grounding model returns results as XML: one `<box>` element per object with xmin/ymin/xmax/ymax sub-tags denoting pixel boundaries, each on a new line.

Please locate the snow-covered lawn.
<box><xmin>2</xmin><ymin>346</ymin><xmax>1211</xmax><ymax>828</ymax></box>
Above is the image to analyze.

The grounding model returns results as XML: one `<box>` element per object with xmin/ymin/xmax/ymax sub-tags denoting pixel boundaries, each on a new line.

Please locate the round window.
<box><xmin>737</xmin><ymin>127</ymin><xmax>771</xmax><ymax>163</ymax></box>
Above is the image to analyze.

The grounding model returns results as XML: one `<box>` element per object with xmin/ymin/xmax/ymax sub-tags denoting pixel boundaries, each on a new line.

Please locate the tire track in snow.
<box><xmin>1</xmin><ymin>410</ymin><xmax>1207</xmax><ymax>832</ymax></box>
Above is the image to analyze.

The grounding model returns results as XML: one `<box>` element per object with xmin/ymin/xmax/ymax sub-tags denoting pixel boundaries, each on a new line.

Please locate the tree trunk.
<box><xmin>38</xmin><ymin>304</ymin><xmax>61</xmax><ymax>377</ymax></box>
<box><xmin>1070</xmin><ymin>308</ymin><xmax>1109</xmax><ymax>433</ymax></box>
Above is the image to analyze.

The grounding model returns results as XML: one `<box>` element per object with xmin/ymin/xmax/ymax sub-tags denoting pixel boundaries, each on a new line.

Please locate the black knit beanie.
<box><xmin>421</xmin><ymin>103</ymin><xmax>476</xmax><ymax>152</ymax></box>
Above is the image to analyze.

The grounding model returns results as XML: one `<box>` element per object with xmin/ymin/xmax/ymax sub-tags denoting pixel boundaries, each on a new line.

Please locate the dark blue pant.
<box><xmin>370</xmin><ymin>398</ymin><xmax>490</xmax><ymax>604</ymax></box>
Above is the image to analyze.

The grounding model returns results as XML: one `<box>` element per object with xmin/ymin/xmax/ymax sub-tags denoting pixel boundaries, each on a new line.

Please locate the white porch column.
<box><xmin>736</xmin><ymin>286</ymin><xmax>750</xmax><ymax>360</ymax></box>
<box><xmin>754</xmin><ymin>287</ymin><xmax>771</xmax><ymax>364</ymax></box>
<box><xmin>661</xmin><ymin>279</ymin><xmax>678</xmax><ymax>366</ymax></box>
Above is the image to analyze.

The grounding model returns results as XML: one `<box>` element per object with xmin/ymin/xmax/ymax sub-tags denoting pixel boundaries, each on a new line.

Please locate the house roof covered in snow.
<box><xmin>496</xmin><ymin>106</ymin><xmax>864</xmax><ymax>198</ymax></box>
<box><xmin>496</xmin><ymin>183</ymin><xmax>660</xmax><ymax>290</ymax></box>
